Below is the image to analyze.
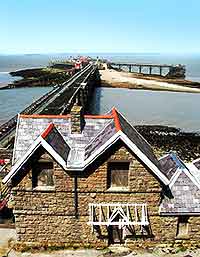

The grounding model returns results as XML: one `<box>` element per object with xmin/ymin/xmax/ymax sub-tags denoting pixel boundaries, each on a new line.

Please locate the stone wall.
<box><xmin>11</xmin><ymin>142</ymin><xmax>200</xmax><ymax>249</ymax></box>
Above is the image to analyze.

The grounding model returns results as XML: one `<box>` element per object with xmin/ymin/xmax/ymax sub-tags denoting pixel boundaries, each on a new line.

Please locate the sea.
<box><xmin>0</xmin><ymin>53</ymin><xmax>200</xmax><ymax>132</ymax></box>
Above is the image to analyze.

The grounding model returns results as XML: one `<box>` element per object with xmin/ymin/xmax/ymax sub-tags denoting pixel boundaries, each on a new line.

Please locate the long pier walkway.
<box><xmin>0</xmin><ymin>63</ymin><xmax>98</xmax><ymax>148</ymax></box>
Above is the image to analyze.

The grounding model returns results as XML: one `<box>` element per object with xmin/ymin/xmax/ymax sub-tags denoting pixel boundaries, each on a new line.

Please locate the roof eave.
<box><xmin>3</xmin><ymin>136</ymin><xmax>68</xmax><ymax>185</ymax></box>
<box><xmin>2</xmin><ymin>136</ymin><xmax>42</xmax><ymax>184</ymax></box>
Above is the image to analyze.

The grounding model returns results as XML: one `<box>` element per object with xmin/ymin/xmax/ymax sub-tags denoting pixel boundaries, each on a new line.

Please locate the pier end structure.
<box><xmin>108</xmin><ymin>62</ymin><xmax>186</xmax><ymax>79</ymax></box>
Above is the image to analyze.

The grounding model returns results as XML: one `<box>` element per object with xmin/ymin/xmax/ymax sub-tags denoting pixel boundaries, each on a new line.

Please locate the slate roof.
<box><xmin>160</xmin><ymin>169</ymin><xmax>200</xmax><ymax>215</ymax></box>
<box><xmin>41</xmin><ymin>123</ymin><xmax>70</xmax><ymax>162</ymax></box>
<box><xmin>4</xmin><ymin>108</ymin><xmax>170</xmax><ymax>185</ymax></box>
<box><xmin>117</xmin><ymin>111</ymin><xmax>161</xmax><ymax>169</ymax></box>
<box><xmin>13</xmin><ymin>114</ymin><xmax>112</xmax><ymax>164</ymax></box>
<box><xmin>159</xmin><ymin>152</ymin><xmax>186</xmax><ymax>181</ymax></box>
<box><xmin>159</xmin><ymin>153</ymin><xmax>200</xmax><ymax>215</ymax></box>
<box><xmin>13</xmin><ymin>109</ymin><xmax>162</xmax><ymax>170</ymax></box>
<box><xmin>84</xmin><ymin>119</ymin><xmax>116</xmax><ymax>160</ymax></box>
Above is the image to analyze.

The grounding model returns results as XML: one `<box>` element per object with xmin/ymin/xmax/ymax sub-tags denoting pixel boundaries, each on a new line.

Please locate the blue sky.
<box><xmin>1</xmin><ymin>0</ymin><xmax>200</xmax><ymax>54</ymax></box>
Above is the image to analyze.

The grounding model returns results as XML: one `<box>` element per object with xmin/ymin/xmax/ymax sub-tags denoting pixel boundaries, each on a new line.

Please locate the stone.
<box><xmin>10</xmin><ymin>143</ymin><xmax>200</xmax><ymax>250</ymax></box>
<box><xmin>70</xmin><ymin>104</ymin><xmax>84</xmax><ymax>134</ymax></box>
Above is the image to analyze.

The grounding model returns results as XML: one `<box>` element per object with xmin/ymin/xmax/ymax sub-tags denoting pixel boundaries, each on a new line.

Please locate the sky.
<box><xmin>1</xmin><ymin>0</ymin><xmax>200</xmax><ymax>54</ymax></box>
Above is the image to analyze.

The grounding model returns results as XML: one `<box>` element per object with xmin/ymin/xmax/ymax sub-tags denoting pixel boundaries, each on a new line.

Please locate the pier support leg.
<box><xmin>139</xmin><ymin>66</ymin><xmax>142</xmax><ymax>73</ymax></box>
<box><xmin>160</xmin><ymin>67</ymin><xmax>162</xmax><ymax>76</ymax></box>
<box><xmin>129</xmin><ymin>65</ymin><xmax>131</xmax><ymax>73</ymax></box>
<box><xmin>149</xmin><ymin>66</ymin><xmax>152</xmax><ymax>75</ymax></box>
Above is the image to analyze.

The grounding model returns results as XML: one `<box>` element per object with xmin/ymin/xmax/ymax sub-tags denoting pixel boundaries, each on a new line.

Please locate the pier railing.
<box><xmin>60</xmin><ymin>64</ymin><xmax>98</xmax><ymax>114</ymax></box>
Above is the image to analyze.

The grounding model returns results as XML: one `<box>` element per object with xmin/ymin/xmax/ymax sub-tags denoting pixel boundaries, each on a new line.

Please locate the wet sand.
<box><xmin>100</xmin><ymin>69</ymin><xmax>200</xmax><ymax>93</ymax></box>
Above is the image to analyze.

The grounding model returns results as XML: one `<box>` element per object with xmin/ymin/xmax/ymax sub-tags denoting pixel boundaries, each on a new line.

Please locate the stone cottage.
<box><xmin>2</xmin><ymin>106</ymin><xmax>200</xmax><ymax>249</ymax></box>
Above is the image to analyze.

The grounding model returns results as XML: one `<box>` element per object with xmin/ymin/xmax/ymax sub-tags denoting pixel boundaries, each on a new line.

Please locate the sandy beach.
<box><xmin>100</xmin><ymin>69</ymin><xmax>200</xmax><ymax>93</ymax></box>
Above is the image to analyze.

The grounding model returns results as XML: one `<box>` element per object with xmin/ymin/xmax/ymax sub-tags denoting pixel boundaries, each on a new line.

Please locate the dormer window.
<box><xmin>32</xmin><ymin>161</ymin><xmax>54</xmax><ymax>189</ymax></box>
<box><xmin>107</xmin><ymin>162</ymin><xmax>129</xmax><ymax>190</ymax></box>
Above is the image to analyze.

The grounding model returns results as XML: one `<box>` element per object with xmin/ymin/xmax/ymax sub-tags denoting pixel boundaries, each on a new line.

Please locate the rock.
<box><xmin>126</xmin><ymin>251</ymin><xmax>137</xmax><ymax>256</ymax></box>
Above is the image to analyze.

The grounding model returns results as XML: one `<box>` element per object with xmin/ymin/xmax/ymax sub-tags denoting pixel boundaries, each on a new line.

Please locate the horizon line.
<box><xmin>1</xmin><ymin>51</ymin><xmax>200</xmax><ymax>56</ymax></box>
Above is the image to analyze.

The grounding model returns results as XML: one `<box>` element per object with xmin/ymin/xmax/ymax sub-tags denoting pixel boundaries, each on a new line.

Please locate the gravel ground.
<box><xmin>0</xmin><ymin>229</ymin><xmax>199</xmax><ymax>257</ymax></box>
<box><xmin>8</xmin><ymin>249</ymin><xmax>102</xmax><ymax>257</ymax></box>
<box><xmin>5</xmin><ymin>248</ymin><xmax>200</xmax><ymax>257</ymax></box>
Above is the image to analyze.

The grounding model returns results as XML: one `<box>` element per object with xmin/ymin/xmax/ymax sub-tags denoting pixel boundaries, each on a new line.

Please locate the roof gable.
<box><xmin>42</xmin><ymin>123</ymin><xmax>70</xmax><ymax>162</ymax></box>
<box><xmin>3</xmin><ymin>124</ymin><xmax>70</xmax><ymax>184</ymax></box>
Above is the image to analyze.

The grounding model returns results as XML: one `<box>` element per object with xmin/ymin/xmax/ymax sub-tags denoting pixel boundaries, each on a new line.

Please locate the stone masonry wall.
<box><xmin>11</xmin><ymin>142</ymin><xmax>200</xmax><ymax>249</ymax></box>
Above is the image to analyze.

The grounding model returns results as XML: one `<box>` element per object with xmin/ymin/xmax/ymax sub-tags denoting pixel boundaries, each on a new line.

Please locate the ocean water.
<box><xmin>0</xmin><ymin>87</ymin><xmax>52</xmax><ymax>124</ymax></box>
<box><xmin>0</xmin><ymin>53</ymin><xmax>200</xmax><ymax>131</ymax></box>
<box><xmin>0</xmin><ymin>72</ymin><xmax>21</xmax><ymax>87</ymax></box>
<box><xmin>92</xmin><ymin>87</ymin><xmax>200</xmax><ymax>133</ymax></box>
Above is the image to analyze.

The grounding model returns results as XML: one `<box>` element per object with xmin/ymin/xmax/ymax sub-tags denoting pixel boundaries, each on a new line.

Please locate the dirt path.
<box><xmin>100</xmin><ymin>69</ymin><xmax>200</xmax><ymax>93</ymax></box>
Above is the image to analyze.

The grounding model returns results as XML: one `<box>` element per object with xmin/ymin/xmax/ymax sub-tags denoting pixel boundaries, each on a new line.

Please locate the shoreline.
<box><xmin>101</xmin><ymin>81</ymin><xmax>200</xmax><ymax>93</ymax></box>
<box><xmin>100</xmin><ymin>69</ymin><xmax>200</xmax><ymax>93</ymax></box>
<box><xmin>0</xmin><ymin>66</ymin><xmax>44</xmax><ymax>73</ymax></box>
<box><xmin>1</xmin><ymin>66</ymin><xmax>200</xmax><ymax>92</ymax></box>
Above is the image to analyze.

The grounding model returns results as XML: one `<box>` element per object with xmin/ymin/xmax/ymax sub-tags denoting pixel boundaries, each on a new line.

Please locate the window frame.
<box><xmin>107</xmin><ymin>161</ymin><xmax>130</xmax><ymax>191</ymax></box>
<box><xmin>32</xmin><ymin>159</ymin><xmax>55</xmax><ymax>191</ymax></box>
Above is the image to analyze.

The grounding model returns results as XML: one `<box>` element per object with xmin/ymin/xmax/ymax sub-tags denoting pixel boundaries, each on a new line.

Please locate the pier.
<box><xmin>0</xmin><ymin>59</ymin><xmax>196</xmax><ymax>149</ymax></box>
<box><xmin>0</xmin><ymin>63</ymin><xmax>99</xmax><ymax>148</ymax></box>
<box><xmin>108</xmin><ymin>62</ymin><xmax>186</xmax><ymax>78</ymax></box>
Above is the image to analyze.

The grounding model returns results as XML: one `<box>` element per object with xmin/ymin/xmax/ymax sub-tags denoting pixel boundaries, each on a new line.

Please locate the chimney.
<box><xmin>70</xmin><ymin>104</ymin><xmax>85</xmax><ymax>134</ymax></box>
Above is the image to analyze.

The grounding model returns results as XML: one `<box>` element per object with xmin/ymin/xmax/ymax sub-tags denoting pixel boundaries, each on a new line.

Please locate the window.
<box><xmin>176</xmin><ymin>216</ymin><xmax>189</xmax><ymax>238</ymax></box>
<box><xmin>32</xmin><ymin>161</ymin><xmax>54</xmax><ymax>189</ymax></box>
<box><xmin>107</xmin><ymin>162</ymin><xmax>129</xmax><ymax>189</ymax></box>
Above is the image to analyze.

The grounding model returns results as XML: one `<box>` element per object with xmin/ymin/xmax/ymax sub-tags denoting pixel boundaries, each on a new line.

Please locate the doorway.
<box><xmin>108</xmin><ymin>214</ymin><xmax>125</xmax><ymax>244</ymax></box>
<box><xmin>108</xmin><ymin>225</ymin><xmax>124</xmax><ymax>244</ymax></box>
